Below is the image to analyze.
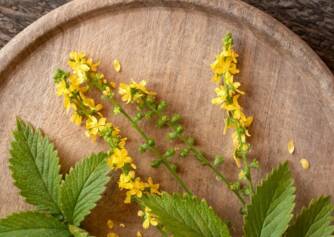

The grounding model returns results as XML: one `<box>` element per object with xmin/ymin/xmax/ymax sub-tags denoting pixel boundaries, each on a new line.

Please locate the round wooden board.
<box><xmin>1</xmin><ymin>0</ymin><xmax>334</xmax><ymax>236</ymax></box>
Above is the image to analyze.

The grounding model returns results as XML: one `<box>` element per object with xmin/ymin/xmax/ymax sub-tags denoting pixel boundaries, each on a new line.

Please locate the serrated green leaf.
<box><xmin>60</xmin><ymin>153</ymin><xmax>110</xmax><ymax>225</ymax></box>
<box><xmin>9</xmin><ymin>118</ymin><xmax>62</xmax><ymax>214</ymax></box>
<box><xmin>285</xmin><ymin>196</ymin><xmax>334</xmax><ymax>237</ymax></box>
<box><xmin>0</xmin><ymin>212</ymin><xmax>71</xmax><ymax>237</ymax></box>
<box><xmin>244</xmin><ymin>162</ymin><xmax>295</xmax><ymax>237</ymax></box>
<box><xmin>141</xmin><ymin>193</ymin><xmax>231</xmax><ymax>237</ymax></box>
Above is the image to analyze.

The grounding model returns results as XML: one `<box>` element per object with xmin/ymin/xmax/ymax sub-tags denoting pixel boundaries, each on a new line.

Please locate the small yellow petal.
<box><xmin>107</xmin><ymin>220</ymin><xmax>114</xmax><ymax>229</ymax></box>
<box><xmin>136</xmin><ymin>231</ymin><xmax>143</xmax><ymax>237</ymax></box>
<box><xmin>113</xmin><ymin>59</ymin><xmax>121</xmax><ymax>72</ymax></box>
<box><xmin>119</xmin><ymin>223</ymin><xmax>125</xmax><ymax>228</ymax></box>
<box><xmin>288</xmin><ymin>140</ymin><xmax>295</xmax><ymax>154</ymax></box>
<box><xmin>300</xmin><ymin>159</ymin><xmax>310</xmax><ymax>170</ymax></box>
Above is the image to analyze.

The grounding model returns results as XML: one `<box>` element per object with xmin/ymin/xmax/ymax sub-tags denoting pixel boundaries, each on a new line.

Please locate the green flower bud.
<box><xmin>139</xmin><ymin>143</ymin><xmax>149</xmax><ymax>153</ymax></box>
<box><xmin>180</xmin><ymin>148</ymin><xmax>190</xmax><ymax>157</ymax></box>
<box><xmin>145</xmin><ymin>111</ymin><xmax>154</xmax><ymax>119</ymax></box>
<box><xmin>175</xmin><ymin>125</ymin><xmax>183</xmax><ymax>134</ymax></box>
<box><xmin>165</xmin><ymin>148</ymin><xmax>175</xmax><ymax>157</ymax></box>
<box><xmin>157</xmin><ymin>101</ymin><xmax>167</xmax><ymax>111</ymax></box>
<box><xmin>157</xmin><ymin>115</ymin><xmax>168</xmax><ymax>127</ymax></box>
<box><xmin>151</xmin><ymin>159</ymin><xmax>162</xmax><ymax>168</ymax></box>
<box><xmin>135</xmin><ymin>112</ymin><xmax>143</xmax><ymax>120</ymax></box>
<box><xmin>168</xmin><ymin>131</ymin><xmax>178</xmax><ymax>140</ymax></box>
<box><xmin>171</xmin><ymin>114</ymin><xmax>182</xmax><ymax>124</ymax></box>
<box><xmin>147</xmin><ymin>139</ymin><xmax>155</xmax><ymax>147</ymax></box>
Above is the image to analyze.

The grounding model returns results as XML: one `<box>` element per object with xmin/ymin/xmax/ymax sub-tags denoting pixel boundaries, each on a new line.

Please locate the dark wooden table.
<box><xmin>0</xmin><ymin>0</ymin><xmax>333</xmax><ymax>71</ymax></box>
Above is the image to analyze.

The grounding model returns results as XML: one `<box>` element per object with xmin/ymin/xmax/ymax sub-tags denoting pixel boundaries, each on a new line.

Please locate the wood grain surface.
<box><xmin>0</xmin><ymin>0</ymin><xmax>334</xmax><ymax>236</ymax></box>
<box><xmin>1</xmin><ymin>0</ymin><xmax>334</xmax><ymax>71</ymax></box>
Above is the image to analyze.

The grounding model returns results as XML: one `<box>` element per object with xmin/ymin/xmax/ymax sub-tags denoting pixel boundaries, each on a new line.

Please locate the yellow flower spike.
<box><xmin>113</xmin><ymin>59</ymin><xmax>121</xmax><ymax>72</ymax></box>
<box><xmin>288</xmin><ymin>140</ymin><xmax>295</xmax><ymax>154</ymax></box>
<box><xmin>300</xmin><ymin>158</ymin><xmax>310</xmax><ymax>170</ymax></box>
<box><xmin>107</xmin><ymin>220</ymin><xmax>114</xmax><ymax>229</ymax></box>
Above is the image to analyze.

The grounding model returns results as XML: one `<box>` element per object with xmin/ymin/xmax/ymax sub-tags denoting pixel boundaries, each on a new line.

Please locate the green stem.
<box><xmin>187</xmin><ymin>143</ymin><xmax>245</xmax><ymax>205</ymax></box>
<box><xmin>146</xmin><ymin>102</ymin><xmax>246</xmax><ymax>205</ymax></box>
<box><xmin>108</xmin><ymin>97</ymin><xmax>192</xmax><ymax>195</ymax></box>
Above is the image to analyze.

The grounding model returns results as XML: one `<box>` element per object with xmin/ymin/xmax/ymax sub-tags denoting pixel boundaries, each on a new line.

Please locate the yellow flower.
<box><xmin>145</xmin><ymin>177</ymin><xmax>160</xmax><ymax>195</ymax></box>
<box><xmin>119</xmin><ymin>80</ymin><xmax>156</xmax><ymax>104</ymax></box>
<box><xmin>223</xmin><ymin>95</ymin><xmax>241</xmax><ymax>111</ymax></box>
<box><xmin>138</xmin><ymin>207</ymin><xmax>158</xmax><ymax>229</ymax></box>
<box><xmin>55</xmin><ymin>80</ymin><xmax>69</xmax><ymax>96</ymax></box>
<box><xmin>63</xmin><ymin>95</ymin><xmax>71</xmax><ymax>111</ymax></box>
<box><xmin>118</xmin><ymin>171</ymin><xmax>136</xmax><ymax>190</ymax></box>
<box><xmin>108</xmin><ymin>148</ymin><xmax>133</xmax><ymax>170</ymax></box>
<box><xmin>211</xmin><ymin>86</ymin><xmax>227</xmax><ymax>106</ymax></box>
<box><xmin>80</xmin><ymin>93</ymin><xmax>103</xmax><ymax>112</ymax></box>
<box><xmin>85</xmin><ymin>116</ymin><xmax>107</xmax><ymax>139</ymax></box>
<box><xmin>86</xmin><ymin>57</ymin><xmax>99</xmax><ymax>72</ymax></box>
<box><xmin>127</xmin><ymin>178</ymin><xmax>145</xmax><ymax>198</ymax></box>
<box><xmin>118</xmin><ymin>83</ymin><xmax>132</xmax><ymax>103</ymax></box>
<box><xmin>70</xmin><ymin>112</ymin><xmax>82</xmax><ymax>126</ymax></box>
<box><xmin>68</xmin><ymin>51</ymin><xmax>90</xmax><ymax>84</ymax></box>
<box><xmin>103</xmin><ymin>86</ymin><xmax>112</xmax><ymax>97</ymax></box>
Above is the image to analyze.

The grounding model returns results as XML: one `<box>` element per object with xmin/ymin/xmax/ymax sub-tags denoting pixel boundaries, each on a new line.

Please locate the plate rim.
<box><xmin>0</xmin><ymin>0</ymin><xmax>333</xmax><ymax>125</ymax></box>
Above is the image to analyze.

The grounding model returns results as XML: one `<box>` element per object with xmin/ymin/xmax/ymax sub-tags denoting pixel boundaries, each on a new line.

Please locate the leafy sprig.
<box><xmin>0</xmin><ymin>119</ymin><xmax>111</xmax><ymax>237</ymax></box>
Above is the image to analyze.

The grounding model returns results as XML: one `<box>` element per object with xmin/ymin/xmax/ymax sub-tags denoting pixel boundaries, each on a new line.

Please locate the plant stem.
<box><xmin>108</xmin><ymin>97</ymin><xmax>192</xmax><ymax>195</ymax></box>
<box><xmin>186</xmin><ymin>142</ymin><xmax>245</xmax><ymax>205</ymax></box>
<box><xmin>146</xmin><ymin>102</ymin><xmax>246</xmax><ymax>205</ymax></box>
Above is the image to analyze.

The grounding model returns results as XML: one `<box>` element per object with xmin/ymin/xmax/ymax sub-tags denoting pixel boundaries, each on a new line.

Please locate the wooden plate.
<box><xmin>1</xmin><ymin>0</ymin><xmax>333</xmax><ymax>236</ymax></box>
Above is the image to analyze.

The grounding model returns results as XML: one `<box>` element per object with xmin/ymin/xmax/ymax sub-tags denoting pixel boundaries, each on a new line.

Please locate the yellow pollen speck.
<box><xmin>113</xmin><ymin>59</ymin><xmax>121</xmax><ymax>72</ymax></box>
<box><xmin>300</xmin><ymin>158</ymin><xmax>310</xmax><ymax>170</ymax></box>
<box><xmin>119</xmin><ymin>223</ymin><xmax>125</xmax><ymax>228</ymax></box>
<box><xmin>288</xmin><ymin>140</ymin><xmax>295</xmax><ymax>154</ymax></box>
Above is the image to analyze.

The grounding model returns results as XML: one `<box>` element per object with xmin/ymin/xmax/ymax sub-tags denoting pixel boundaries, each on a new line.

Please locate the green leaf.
<box><xmin>285</xmin><ymin>196</ymin><xmax>334</xmax><ymax>237</ymax></box>
<box><xmin>69</xmin><ymin>225</ymin><xmax>94</xmax><ymax>237</ymax></box>
<box><xmin>244</xmin><ymin>162</ymin><xmax>295</xmax><ymax>237</ymax></box>
<box><xmin>141</xmin><ymin>193</ymin><xmax>231</xmax><ymax>237</ymax></box>
<box><xmin>9</xmin><ymin>118</ymin><xmax>62</xmax><ymax>214</ymax></box>
<box><xmin>60</xmin><ymin>153</ymin><xmax>110</xmax><ymax>225</ymax></box>
<box><xmin>0</xmin><ymin>212</ymin><xmax>71</xmax><ymax>237</ymax></box>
